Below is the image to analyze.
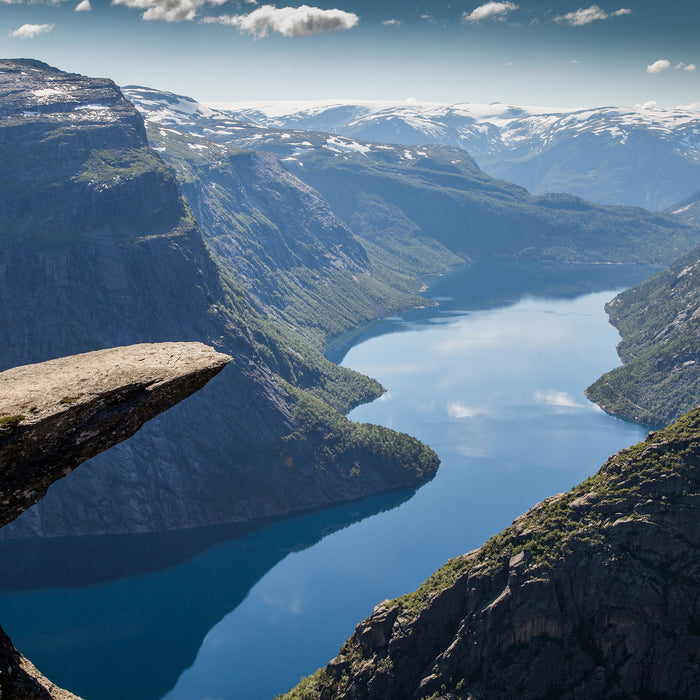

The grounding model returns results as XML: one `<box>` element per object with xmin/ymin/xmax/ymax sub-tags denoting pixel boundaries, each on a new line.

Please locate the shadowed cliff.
<box><xmin>283</xmin><ymin>409</ymin><xmax>700</xmax><ymax>699</ymax></box>
<box><xmin>0</xmin><ymin>59</ymin><xmax>438</xmax><ymax>538</ymax></box>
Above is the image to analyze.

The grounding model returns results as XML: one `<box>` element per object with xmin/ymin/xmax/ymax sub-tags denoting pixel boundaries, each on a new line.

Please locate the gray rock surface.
<box><xmin>0</xmin><ymin>623</ymin><xmax>80</xmax><ymax>700</ymax></box>
<box><xmin>0</xmin><ymin>342</ymin><xmax>230</xmax><ymax>528</ymax></box>
<box><xmin>284</xmin><ymin>409</ymin><xmax>700</xmax><ymax>699</ymax></box>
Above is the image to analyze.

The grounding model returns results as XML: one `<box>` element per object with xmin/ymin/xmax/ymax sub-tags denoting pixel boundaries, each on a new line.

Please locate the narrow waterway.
<box><xmin>0</xmin><ymin>262</ymin><xmax>653</xmax><ymax>700</ymax></box>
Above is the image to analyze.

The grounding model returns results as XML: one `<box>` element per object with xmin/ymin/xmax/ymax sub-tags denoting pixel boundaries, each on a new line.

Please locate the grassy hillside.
<box><xmin>146</xmin><ymin>127</ymin><xmax>440</xmax><ymax>348</ymax></box>
<box><xmin>586</xmin><ymin>246</ymin><xmax>700</xmax><ymax>426</ymax></box>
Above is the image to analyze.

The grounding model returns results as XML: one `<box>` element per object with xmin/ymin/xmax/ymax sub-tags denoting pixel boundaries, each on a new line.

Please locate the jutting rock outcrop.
<box><xmin>0</xmin><ymin>342</ymin><xmax>231</xmax><ymax>528</ymax></box>
<box><xmin>284</xmin><ymin>409</ymin><xmax>700</xmax><ymax>699</ymax></box>
<box><xmin>0</xmin><ymin>342</ymin><xmax>231</xmax><ymax>699</ymax></box>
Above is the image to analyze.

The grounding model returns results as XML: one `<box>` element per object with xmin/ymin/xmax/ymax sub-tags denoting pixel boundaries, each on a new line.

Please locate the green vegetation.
<box><xmin>0</xmin><ymin>414</ymin><xmax>24</xmax><ymax>427</ymax></box>
<box><xmin>281</xmin><ymin>382</ymin><xmax>439</xmax><ymax>484</ymax></box>
<box><xmin>59</xmin><ymin>394</ymin><xmax>84</xmax><ymax>405</ymax></box>
<box><xmin>145</xmin><ymin>126</ymin><xmax>435</xmax><ymax>351</ymax></box>
<box><xmin>76</xmin><ymin>148</ymin><xmax>171</xmax><ymax>186</ymax></box>
<box><xmin>586</xmin><ymin>247</ymin><xmax>700</xmax><ymax>426</ymax></box>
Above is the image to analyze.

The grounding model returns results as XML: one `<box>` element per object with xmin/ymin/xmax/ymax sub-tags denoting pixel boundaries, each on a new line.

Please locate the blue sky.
<box><xmin>1</xmin><ymin>1</ymin><xmax>698</xmax><ymax>108</ymax></box>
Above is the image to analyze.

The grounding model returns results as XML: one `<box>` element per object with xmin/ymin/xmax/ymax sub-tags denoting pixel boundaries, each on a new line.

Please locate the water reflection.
<box><xmin>325</xmin><ymin>260</ymin><xmax>655</xmax><ymax>363</ymax></box>
<box><xmin>0</xmin><ymin>491</ymin><xmax>414</xmax><ymax>700</ymax></box>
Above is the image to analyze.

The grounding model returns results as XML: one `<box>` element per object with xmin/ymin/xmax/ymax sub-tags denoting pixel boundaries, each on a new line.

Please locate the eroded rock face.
<box><xmin>0</xmin><ymin>342</ymin><xmax>230</xmax><ymax>529</ymax></box>
<box><xmin>285</xmin><ymin>410</ymin><xmax>700</xmax><ymax>700</ymax></box>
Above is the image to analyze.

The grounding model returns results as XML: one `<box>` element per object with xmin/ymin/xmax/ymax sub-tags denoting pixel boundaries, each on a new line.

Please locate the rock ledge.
<box><xmin>0</xmin><ymin>342</ymin><xmax>230</xmax><ymax>528</ymax></box>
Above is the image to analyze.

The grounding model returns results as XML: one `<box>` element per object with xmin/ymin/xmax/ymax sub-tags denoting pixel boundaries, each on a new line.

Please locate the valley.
<box><xmin>0</xmin><ymin>57</ymin><xmax>699</xmax><ymax>700</ymax></box>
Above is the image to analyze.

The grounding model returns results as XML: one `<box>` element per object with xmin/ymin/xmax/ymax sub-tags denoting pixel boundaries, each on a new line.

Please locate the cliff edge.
<box><xmin>0</xmin><ymin>341</ymin><xmax>230</xmax><ymax>698</ymax></box>
<box><xmin>284</xmin><ymin>408</ymin><xmax>700</xmax><ymax>699</ymax></box>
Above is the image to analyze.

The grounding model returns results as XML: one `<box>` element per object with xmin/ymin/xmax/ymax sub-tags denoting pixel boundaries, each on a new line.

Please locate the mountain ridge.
<box><xmin>125</xmin><ymin>87</ymin><xmax>700</xmax><ymax>273</ymax></box>
<box><xmin>125</xmin><ymin>88</ymin><xmax>700</xmax><ymax>210</ymax></box>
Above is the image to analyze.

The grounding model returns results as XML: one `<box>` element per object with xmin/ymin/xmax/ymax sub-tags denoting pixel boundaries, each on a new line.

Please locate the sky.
<box><xmin>0</xmin><ymin>0</ymin><xmax>698</xmax><ymax>109</ymax></box>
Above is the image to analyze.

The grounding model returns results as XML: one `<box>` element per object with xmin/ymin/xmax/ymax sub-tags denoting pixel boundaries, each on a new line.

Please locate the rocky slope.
<box><xmin>0</xmin><ymin>341</ymin><xmax>230</xmax><ymax>700</ymax></box>
<box><xmin>0</xmin><ymin>625</ymin><xmax>79</xmax><ymax>700</ymax></box>
<box><xmin>125</xmin><ymin>88</ymin><xmax>700</xmax><ymax>269</ymax></box>
<box><xmin>669</xmin><ymin>188</ymin><xmax>700</xmax><ymax>225</ymax></box>
<box><xmin>0</xmin><ymin>60</ymin><xmax>438</xmax><ymax>538</ymax></box>
<box><xmin>141</xmin><ymin>94</ymin><xmax>700</xmax><ymax>210</ymax></box>
<box><xmin>586</xmin><ymin>246</ymin><xmax>700</xmax><ymax>426</ymax></box>
<box><xmin>282</xmin><ymin>409</ymin><xmax>700</xmax><ymax>699</ymax></box>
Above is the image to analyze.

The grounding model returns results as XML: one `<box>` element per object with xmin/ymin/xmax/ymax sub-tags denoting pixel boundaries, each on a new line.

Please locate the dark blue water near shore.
<box><xmin>0</xmin><ymin>262</ymin><xmax>653</xmax><ymax>700</ymax></box>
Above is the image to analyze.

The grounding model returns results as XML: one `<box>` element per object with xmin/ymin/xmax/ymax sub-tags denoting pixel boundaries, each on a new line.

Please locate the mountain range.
<box><xmin>2</xmin><ymin>59</ymin><xmax>700</xmax><ymax>700</ymax></box>
<box><xmin>126</xmin><ymin>87</ymin><xmax>700</xmax><ymax>271</ymax></box>
<box><xmin>125</xmin><ymin>91</ymin><xmax>700</xmax><ymax>211</ymax></box>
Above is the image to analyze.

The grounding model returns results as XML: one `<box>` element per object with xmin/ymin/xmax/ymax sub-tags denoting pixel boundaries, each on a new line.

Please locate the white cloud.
<box><xmin>382</xmin><ymin>18</ymin><xmax>401</xmax><ymax>27</ymax></box>
<box><xmin>636</xmin><ymin>100</ymin><xmax>659</xmax><ymax>110</ymax></box>
<box><xmin>75</xmin><ymin>0</ymin><xmax>90</xmax><ymax>9</ymax></box>
<box><xmin>675</xmin><ymin>62</ymin><xmax>696</xmax><ymax>72</ymax></box>
<box><xmin>534</xmin><ymin>390</ymin><xmax>584</xmax><ymax>408</ymax></box>
<box><xmin>204</xmin><ymin>4</ymin><xmax>359</xmax><ymax>37</ymax></box>
<box><xmin>554</xmin><ymin>5</ymin><xmax>631</xmax><ymax>26</ymax></box>
<box><xmin>447</xmin><ymin>402</ymin><xmax>483</xmax><ymax>419</ymax></box>
<box><xmin>9</xmin><ymin>22</ymin><xmax>54</xmax><ymax>38</ymax></box>
<box><xmin>112</xmin><ymin>0</ymin><xmax>227</xmax><ymax>22</ymax></box>
<box><xmin>677</xmin><ymin>102</ymin><xmax>700</xmax><ymax>111</ymax></box>
<box><xmin>646</xmin><ymin>59</ymin><xmax>671</xmax><ymax>74</ymax></box>
<box><xmin>463</xmin><ymin>1</ymin><xmax>518</xmax><ymax>23</ymax></box>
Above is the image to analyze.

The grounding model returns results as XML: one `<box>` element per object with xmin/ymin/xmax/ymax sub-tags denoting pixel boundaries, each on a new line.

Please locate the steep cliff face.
<box><xmin>0</xmin><ymin>60</ymin><xmax>438</xmax><ymax>538</ymax></box>
<box><xmin>284</xmin><ymin>409</ymin><xmax>700</xmax><ymax>699</ymax></box>
<box><xmin>145</xmin><ymin>126</ymin><xmax>429</xmax><ymax>345</ymax></box>
<box><xmin>0</xmin><ymin>342</ymin><xmax>230</xmax><ymax>700</ymax></box>
<box><xmin>586</xmin><ymin>246</ymin><xmax>700</xmax><ymax>427</ymax></box>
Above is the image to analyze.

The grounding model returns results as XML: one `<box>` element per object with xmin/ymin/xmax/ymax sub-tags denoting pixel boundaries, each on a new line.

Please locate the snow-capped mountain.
<box><xmin>123</xmin><ymin>86</ymin><xmax>477</xmax><ymax>171</ymax></box>
<box><xmin>126</xmin><ymin>89</ymin><xmax>700</xmax><ymax>211</ymax></box>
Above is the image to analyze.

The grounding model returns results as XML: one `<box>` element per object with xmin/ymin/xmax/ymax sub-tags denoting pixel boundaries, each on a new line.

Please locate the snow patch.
<box><xmin>325</xmin><ymin>136</ymin><xmax>370</xmax><ymax>155</ymax></box>
<box><xmin>32</xmin><ymin>88</ymin><xmax>63</xmax><ymax>97</ymax></box>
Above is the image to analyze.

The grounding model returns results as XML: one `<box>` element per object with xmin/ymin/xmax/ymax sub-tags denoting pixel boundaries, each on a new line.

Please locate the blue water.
<box><xmin>0</xmin><ymin>262</ymin><xmax>652</xmax><ymax>700</ymax></box>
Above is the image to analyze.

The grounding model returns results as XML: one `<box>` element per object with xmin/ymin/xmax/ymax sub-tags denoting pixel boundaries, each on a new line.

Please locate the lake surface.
<box><xmin>0</xmin><ymin>262</ymin><xmax>653</xmax><ymax>700</ymax></box>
